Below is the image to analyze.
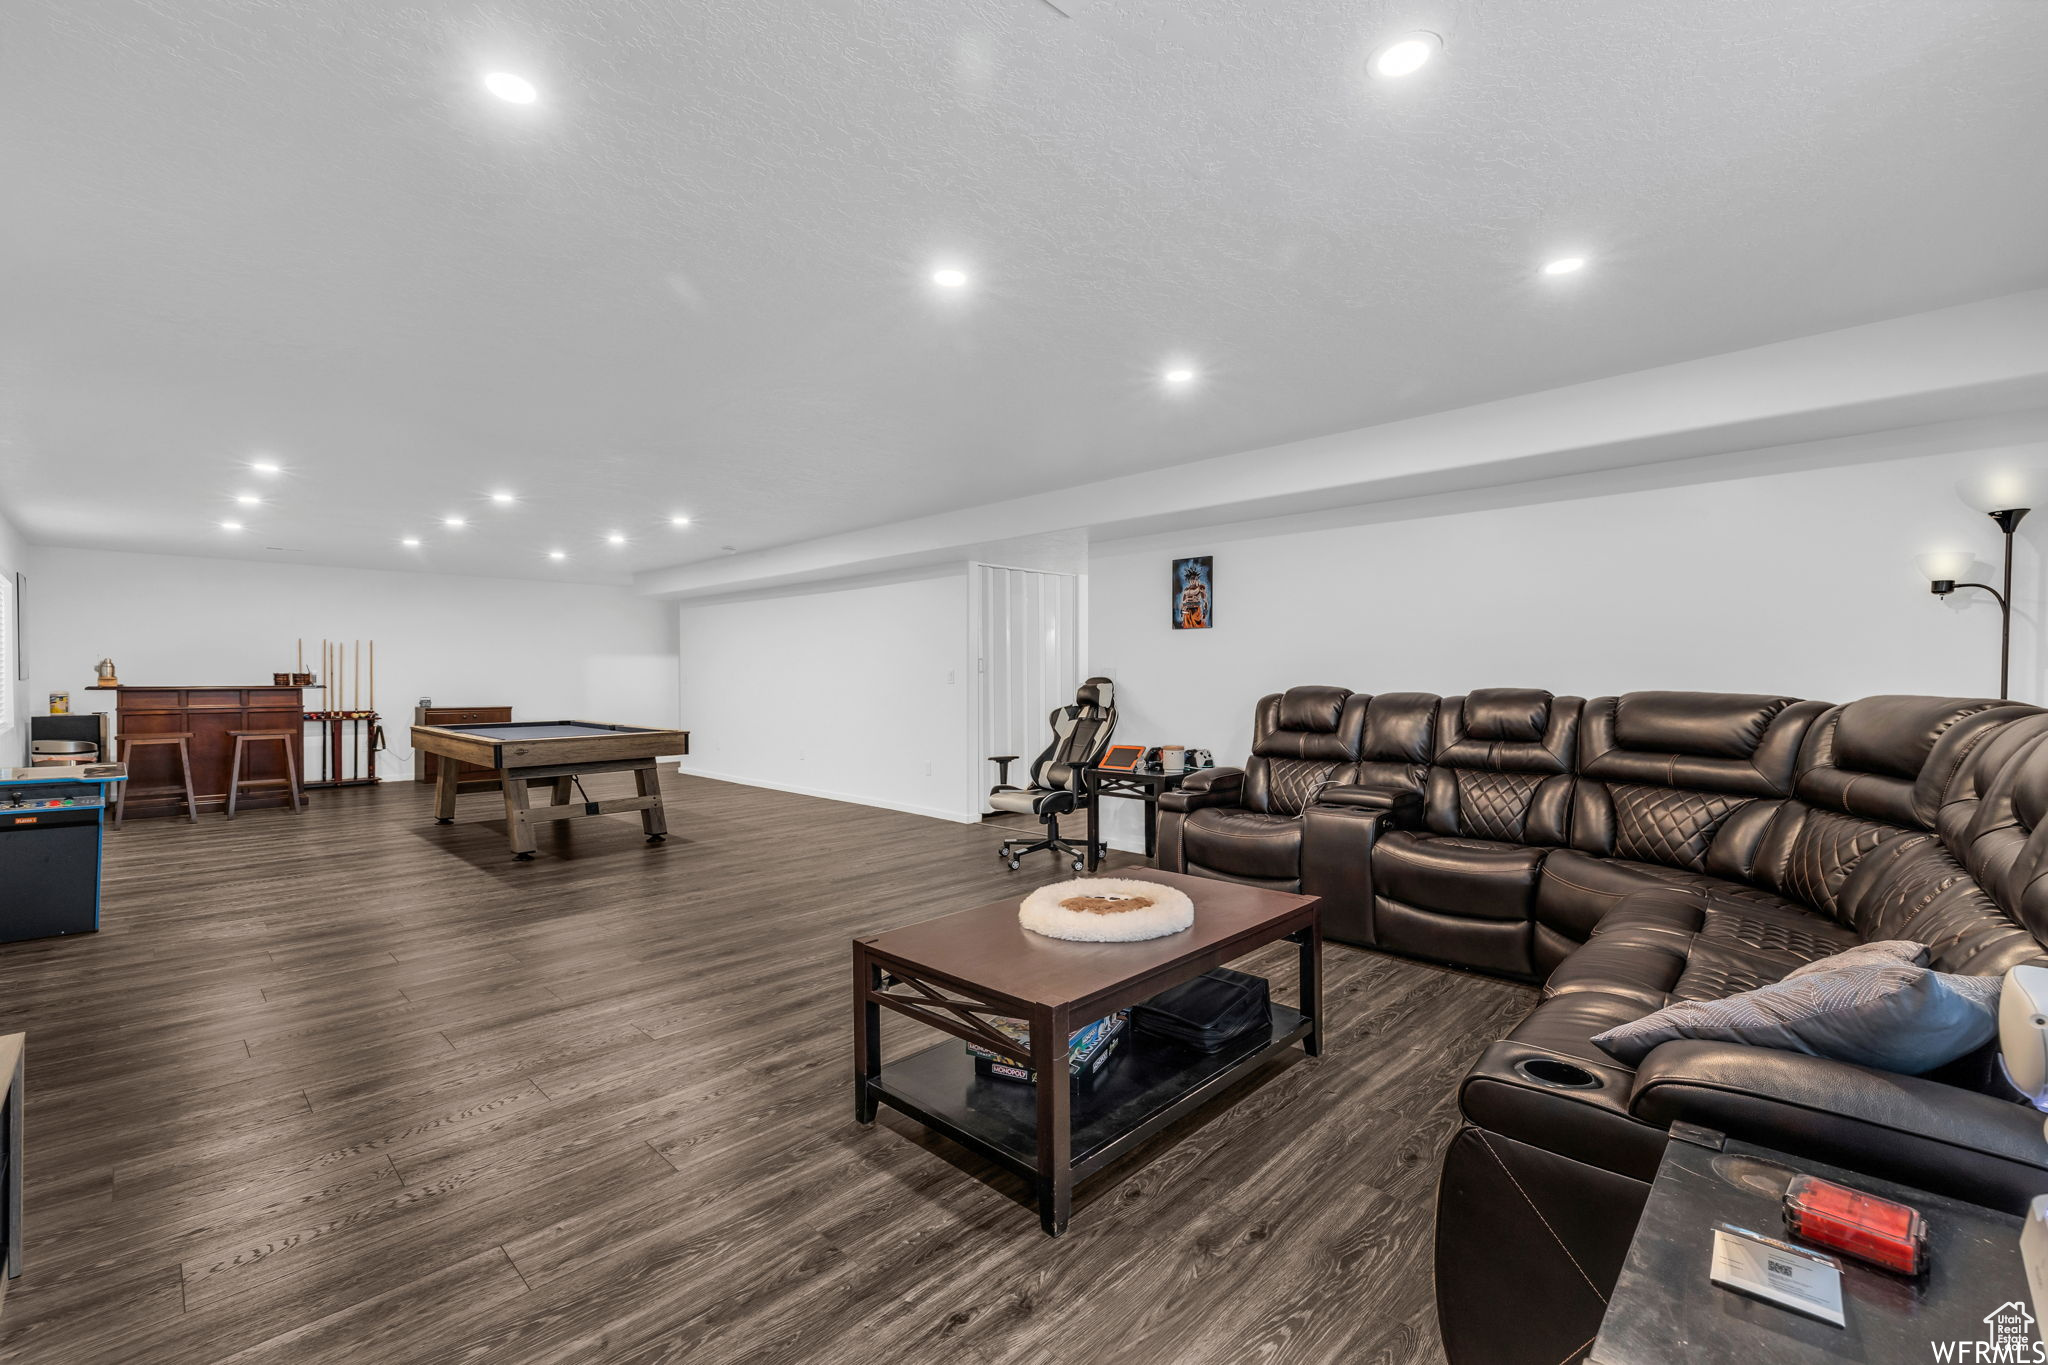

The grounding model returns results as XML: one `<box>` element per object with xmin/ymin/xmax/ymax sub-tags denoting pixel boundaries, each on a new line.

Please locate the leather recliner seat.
<box><xmin>1522</xmin><ymin>694</ymin><xmax>2044</xmax><ymax>1056</ymax></box>
<box><xmin>1158</xmin><ymin>686</ymin><xmax>1435</xmax><ymax>892</ymax></box>
<box><xmin>1157</xmin><ymin>687</ymin><xmax>2048</xmax><ymax>1365</ymax></box>
<box><xmin>1366</xmin><ymin>688</ymin><xmax>1580</xmax><ymax>978</ymax></box>
<box><xmin>1531</xmin><ymin>691</ymin><xmax>1832</xmax><ymax>973</ymax></box>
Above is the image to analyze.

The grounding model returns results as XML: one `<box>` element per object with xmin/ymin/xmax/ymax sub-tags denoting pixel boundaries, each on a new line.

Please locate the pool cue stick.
<box><xmin>297</xmin><ymin>635</ymin><xmax>308</xmax><ymax>782</ymax></box>
<box><xmin>333</xmin><ymin>636</ymin><xmax>343</xmax><ymax>782</ymax></box>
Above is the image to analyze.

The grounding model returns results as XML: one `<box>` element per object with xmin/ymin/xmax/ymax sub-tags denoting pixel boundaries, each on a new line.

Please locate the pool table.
<box><xmin>408</xmin><ymin>720</ymin><xmax>691</xmax><ymax>860</ymax></box>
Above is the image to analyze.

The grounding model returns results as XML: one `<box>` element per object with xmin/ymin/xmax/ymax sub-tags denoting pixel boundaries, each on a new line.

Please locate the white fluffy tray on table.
<box><xmin>1018</xmin><ymin>878</ymin><xmax>1195</xmax><ymax>942</ymax></box>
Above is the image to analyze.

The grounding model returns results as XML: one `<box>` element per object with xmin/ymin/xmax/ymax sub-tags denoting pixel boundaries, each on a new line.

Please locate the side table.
<box><xmin>1590</xmin><ymin>1123</ymin><xmax>2035</xmax><ymax>1363</ymax></box>
<box><xmin>1083</xmin><ymin>765</ymin><xmax>1192</xmax><ymax>870</ymax></box>
<box><xmin>0</xmin><ymin>1032</ymin><xmax>22</xmax><ymax>1319</ymax></box>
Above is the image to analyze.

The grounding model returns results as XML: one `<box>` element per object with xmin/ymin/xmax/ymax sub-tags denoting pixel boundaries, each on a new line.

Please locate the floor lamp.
<box><xmin>1919</xmin><ymin>461</ymin><xmax>2044</xmax><ymax>702</ymax></box>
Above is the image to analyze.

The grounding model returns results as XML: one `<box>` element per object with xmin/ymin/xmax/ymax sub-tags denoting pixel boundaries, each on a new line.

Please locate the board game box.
<box><xmin>968</xmin><ymin>1010</ymin><xmax>1129</xmax><ymax>1086</ymax></box>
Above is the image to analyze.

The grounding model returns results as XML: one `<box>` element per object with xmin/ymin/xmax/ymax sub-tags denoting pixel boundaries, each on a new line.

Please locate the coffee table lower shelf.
<box><xmin>868</xmin><ymin>1003</ymin><xmax>1309</xmax><ymax>1191</ymax></box>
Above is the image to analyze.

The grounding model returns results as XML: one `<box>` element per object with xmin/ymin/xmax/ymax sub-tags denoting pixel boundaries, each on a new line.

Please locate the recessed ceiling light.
<box><xmin>1369</xmin><ymin>32</ymin><xmax>1441</xmax><ymax>80</ymax></box>
<box><xmin>220</xmin><ymin>521</ymin><xmax>243</xmax><ymax>532</ymax></box>
<box><xmin>1163</xmin><ymin>367</ymin><xmax>1197</xmax><ymax>385</ymax></box>
<box><xmin>606</xmin><ymin>532</ymin><xmax>627</xmax><ymax>545</ymax></box>
<box><xmin>548</xmin><ymin>550</ymin><xmax>567</xmax><ymax>561</ymax></box>
<box><xmin>490</xmin><ymin>491</ymin><xmax>516</xmax><ymax>505</ymax></box>
<box><xmin>444</xmin><ymin>516</ymin><xmax>466</xmax><ymax>528</ymax></box>
<box><xmin>670</xmin><ymin>515</ymin><xmax>691</xmax><ymax>527</ymax></box>
<box><xmin>483</xmin><ymin>72</ymin><xmax>538</xmax><ymax>105</ymax></box>
<box><xmin>402</xmin><ymin>537</ymin><xmax>421</xmax><ymax>548</ymax></box>
<box><xmin>932</xmin><ymin>268</ymin><xmax>969</xmax><ymax>288</ymax></box>
<box><xmin>234</xmin><ymin>494</ymin><xmax>261</xmax><ymax>506</ymax></box>
<box><xmin>250</xmin><ymin>460</ymin><xmax>281</xmax><ymax>475</ymax></box>
<box><xmin>1541</xmin><ymin>256</ymin><xmax>1588</xmax><ymax>276</ymax></box>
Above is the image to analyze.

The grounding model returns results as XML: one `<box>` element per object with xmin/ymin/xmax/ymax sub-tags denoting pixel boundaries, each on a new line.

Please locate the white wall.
<box><xmin>0</xmin><ymin>502</ymin><xmax>33</xmax><ymax>760</ymax></box>
<box><xmin>26</xmin><ymin>547</ymin><xmax>679</xmax><ymax>778</ymax></box>
<box><xmin>677</xmin><ymin>568</ymin><xmax>973</xmax><ymax>822</ymax></box>
<box><xmin>1087</xmin><ymin>447</ymin><xmax>2036</xmax><ymax>850</ymax></box>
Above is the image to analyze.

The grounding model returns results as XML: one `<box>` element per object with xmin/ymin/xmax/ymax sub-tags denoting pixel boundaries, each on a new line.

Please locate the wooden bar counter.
<box><xmin>89</xmin><ymin>685</ymin><xmax>305</xmax><ymax>818</ymax></box>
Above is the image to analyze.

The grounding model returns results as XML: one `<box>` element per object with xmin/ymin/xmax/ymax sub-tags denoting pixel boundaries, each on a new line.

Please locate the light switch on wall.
<box><xmin>945</xmin><ymin>669</ymin><xmax>955</xmax><ymax>685</ymax></box>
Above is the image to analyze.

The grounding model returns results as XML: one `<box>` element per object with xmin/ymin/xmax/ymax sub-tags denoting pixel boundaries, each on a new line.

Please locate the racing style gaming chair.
<box><xmin>988</xmin><ymin>677</ymin><xmax>1117</xmax><ymax>871</ymax></box>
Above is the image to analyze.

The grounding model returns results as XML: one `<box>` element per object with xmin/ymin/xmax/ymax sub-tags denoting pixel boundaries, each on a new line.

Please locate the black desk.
<box><xmin>1591</xmin><ymin>1125</ymin><xmax>2035</xmax><ymax>1364</ymax></box>
<box><xmin>1082</xmin><ymin>766</ymin><xmax>1191</xmax><ymax>871</ymax></box>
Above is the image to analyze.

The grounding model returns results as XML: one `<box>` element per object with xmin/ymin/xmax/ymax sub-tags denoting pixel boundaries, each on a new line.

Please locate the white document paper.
<box><xmin>1710</xmin><ymin>1224</ymin><xmax>1846</xmax><ymax>1328</ymax></box>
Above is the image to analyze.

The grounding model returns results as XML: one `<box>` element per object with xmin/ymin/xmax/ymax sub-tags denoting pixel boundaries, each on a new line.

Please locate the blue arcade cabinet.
<box><xmin>0</xmin><ymin>763</ymin><xmax>126</xmax><ymax>944</ymax></box>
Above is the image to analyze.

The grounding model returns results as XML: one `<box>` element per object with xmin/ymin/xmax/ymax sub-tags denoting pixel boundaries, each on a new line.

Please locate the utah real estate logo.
<box><xmin>1930</xmin><ymin>1301</ymin><xmax>2042</xmax><ymax>1362</ymax></box>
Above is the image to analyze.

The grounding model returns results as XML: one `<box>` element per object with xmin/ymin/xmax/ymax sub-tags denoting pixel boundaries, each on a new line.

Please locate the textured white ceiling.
<box><xmin>3</xmin><ymin>0</ymin><xmax>2046</xmax><ymax>583</ymax></box>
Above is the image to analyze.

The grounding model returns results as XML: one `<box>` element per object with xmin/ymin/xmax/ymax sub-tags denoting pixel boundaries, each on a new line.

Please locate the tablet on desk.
<box><xmin>1097</xmin><ymin>745</ymin><xmax>1146</xmax><ymax>772</ymax></box>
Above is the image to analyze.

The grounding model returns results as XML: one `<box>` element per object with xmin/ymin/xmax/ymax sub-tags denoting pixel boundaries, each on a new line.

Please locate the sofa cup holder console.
<box><xmin>1512</xmin><ymin>1055</ymin><xmax>1604</xmax><ymax>1091</ymax></box>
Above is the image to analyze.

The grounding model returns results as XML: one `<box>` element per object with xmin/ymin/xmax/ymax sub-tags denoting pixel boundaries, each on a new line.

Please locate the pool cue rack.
<box><xmin>297</xmin><ymin>638</ymin><xmax>385</xmax><ymax>790</ymax></box>
<box><xmin>303</xmin><ymin>709</ymin><xmax>383</xmax><ymax>789</ymax></box>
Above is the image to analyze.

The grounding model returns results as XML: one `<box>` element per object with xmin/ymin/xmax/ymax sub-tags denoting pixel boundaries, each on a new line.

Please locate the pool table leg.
<box><xmin>433</xmin><ymin>761</ymin><xmax>460</xmax><ymax>824</ymax></box>
<box><xmin>635</xmin><ymin>765</ymin><xmax>668</xmax><ymax>843</ymax></box>
<box><xmin>503</xmin><ymin>777</ymin><xmax>538</xmax><ymax>860</ymax></box>
<box><xmin>551</xmin><ymin>777</ymin><xmax>574</xmax><ymax>806</ymax></box>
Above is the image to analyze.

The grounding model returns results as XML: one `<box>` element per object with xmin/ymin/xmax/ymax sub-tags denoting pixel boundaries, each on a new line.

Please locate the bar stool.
<box><xmin>226</xmin><ymin>730</ymin><xmax>305</xmax><ymax>819</ymax></box>
<box><xmin>113</xmin><ymin>733</ymin><xmax>199</xmax><ymax>828</ymax></box>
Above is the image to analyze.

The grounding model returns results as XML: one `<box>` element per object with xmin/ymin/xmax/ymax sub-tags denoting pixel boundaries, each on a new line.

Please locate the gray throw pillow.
<box><xmin>1782</xmin><ymin>939</ymin><xmax>1928</xmax><ymax>980</ymax></box>
<box><xmin>1592</xmin><ymin>961</ymin><xmax>2001</xmax><ymax>1073</ymax></box>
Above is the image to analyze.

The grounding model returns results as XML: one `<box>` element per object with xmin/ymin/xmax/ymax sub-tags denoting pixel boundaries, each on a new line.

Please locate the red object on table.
<box><xmin>1783</xmin><ymin>1173</ymin><xmax>1928</xmax><ymax>1276</ymax></box>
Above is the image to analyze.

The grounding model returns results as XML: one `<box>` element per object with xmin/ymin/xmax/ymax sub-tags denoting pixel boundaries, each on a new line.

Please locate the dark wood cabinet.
<box><xmin>98</xmin><ymin>685</ymin><xmax>305</xmax><ymax>817</ymax></box>
<box><xmin>412</xmin><ymin>706</ymin><xmax>513</xmax><ymax>788</ymax></box>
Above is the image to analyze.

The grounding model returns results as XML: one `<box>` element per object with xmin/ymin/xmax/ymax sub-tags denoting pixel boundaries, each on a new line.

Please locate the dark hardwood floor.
<box><xmin>0</xmin><ymin>773</ymin><xmax>1532</xmax><ymax>1365</ymax></box>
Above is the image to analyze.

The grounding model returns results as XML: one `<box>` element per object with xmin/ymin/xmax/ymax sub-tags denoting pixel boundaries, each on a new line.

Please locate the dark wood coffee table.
<box><xmin>851</xmin><ymin>869</ymin><xmax>1321</xmax><ymax>1236</ymax></box>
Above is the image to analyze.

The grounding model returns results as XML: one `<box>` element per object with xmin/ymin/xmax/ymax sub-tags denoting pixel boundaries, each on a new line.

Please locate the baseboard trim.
<box><xmin>682</xmin><ymin>770</ymin><xmax>977</xmax><ymax>825</ymax></box>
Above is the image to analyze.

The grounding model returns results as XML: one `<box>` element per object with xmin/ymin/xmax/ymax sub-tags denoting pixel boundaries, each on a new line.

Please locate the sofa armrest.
<box><xmin>1154</xmin><ymin>768</ymin><xmax>1244</xmax><ymax>873</ymax></box>
<box><xmin>1158</xmin><ymin>767</ymin><xmax>1245</xmax><ymax>815</ymax></box>
<box><xmin>1312</xmin><ymin>783</ymin><xmax>1423</xmax><ymax>825</ymax></box>
<box><xmin>1298</xmin><ymin>794</ymin><xmax>1416</xmax><ymax>946</ymax></box>
<box><xmin>1630</xmin><ymin>1040</ymin><xmax>2048</xmax><ymax>1214</ymax></box>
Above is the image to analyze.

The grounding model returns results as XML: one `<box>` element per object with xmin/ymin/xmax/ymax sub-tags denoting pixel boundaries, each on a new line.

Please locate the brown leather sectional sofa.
<box><xmin>1157</xmin><ymin>686</ymin><xmax>2048</xmax><ymax>1365</ymax></box>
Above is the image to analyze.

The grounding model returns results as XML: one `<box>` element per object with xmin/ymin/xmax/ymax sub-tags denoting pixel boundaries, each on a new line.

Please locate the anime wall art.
<box><xmin>1172</xmin><ymin>556</ymin><xmax>1213</xmax><ymax>630</ymax></box>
